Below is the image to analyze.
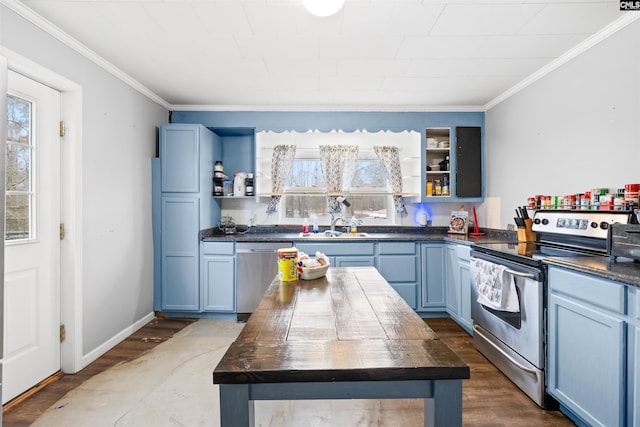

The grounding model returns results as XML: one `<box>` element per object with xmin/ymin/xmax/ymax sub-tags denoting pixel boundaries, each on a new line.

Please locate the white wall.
<box><xmin>1</xmin><ymin>5</ymin><xmax>168</xmax><ymax>362</ymax></box>
<box><xmin>485</xmin><ymin>19</ymin><xmax>640</xmax><ymax>229</ymax></box>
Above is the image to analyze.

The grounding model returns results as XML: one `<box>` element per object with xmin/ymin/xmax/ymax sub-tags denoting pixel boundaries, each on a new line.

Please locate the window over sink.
<box><xmin>256</xmin><ymin>130</ymin><xmax>420</xmax><ymax>225</ymax></box>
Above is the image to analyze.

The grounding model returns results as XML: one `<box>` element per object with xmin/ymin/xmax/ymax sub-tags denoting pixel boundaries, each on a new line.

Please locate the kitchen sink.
<box><xmin>297</xmin><ymin>231</ymin><xmax>371</xmax><ymax>239</ymax></box>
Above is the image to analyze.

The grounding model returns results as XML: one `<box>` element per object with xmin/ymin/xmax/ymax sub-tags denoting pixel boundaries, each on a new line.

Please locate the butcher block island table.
<box><xmin>213</xmin><ymin>267</ymin><xmax>470</xmax><ymax>426</ymax></box>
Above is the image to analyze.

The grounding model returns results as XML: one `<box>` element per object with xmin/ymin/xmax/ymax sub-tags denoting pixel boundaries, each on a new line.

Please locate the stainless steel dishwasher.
<box><xmin>236</xmin><ymin>242</ymin><xmax>290</xmax><ymax>321</ymax></box>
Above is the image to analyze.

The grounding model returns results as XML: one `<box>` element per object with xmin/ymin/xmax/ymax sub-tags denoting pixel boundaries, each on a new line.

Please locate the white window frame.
<box><xmin>256</xmin><ymin>130</ymin><xmax>420</xmax><ymax>225</ymax></box>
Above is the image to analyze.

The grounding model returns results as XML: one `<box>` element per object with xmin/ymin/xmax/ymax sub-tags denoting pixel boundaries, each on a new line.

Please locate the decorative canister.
<box><xmin>277</xmin><ymin>248</ymin><xmax>299</xmax><ymax>282</ymax></box>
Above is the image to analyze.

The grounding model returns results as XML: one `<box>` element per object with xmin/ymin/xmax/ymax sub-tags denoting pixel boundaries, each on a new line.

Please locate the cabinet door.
<box><xmin>202</xmin><ymin>255</ymin><xmax>235</xmax><ymax>312</ymax></box>
<box><xmin>634</xmin><ymin>325</ymin><xmax>640</xmax><ymax>427</ymax></box>
<box><xmin>548</xmin><ymin>293</ymin><xmax>625</xmax><ymax>427</ymax></box>
<box><xmin>377</xmin><ymin>254</ymin><xmax>417</xmax><ymax>283</ymax></box>
<box><xmin>378</xmin><ymin>252</ymin><xmax>418</xmax><ymax>309</ymax></box>
<box><xmin>161</xmin><ymin>197</ymin><xmax>199</xmax><ymax>311</ymax></box>
<box><xmin>160</xmin><ymin>124</ymin><xmax>200</xmax><ymax>193</ymax></box>
<box><xmin>444</xmin><ymin>245</ymin><xmax>460</xmax><ymax>317</ymax></box>
<box><xmin>420</xmin><ymin>243</ymin><xmax>445</xmax><ymax>310</ymax></box>
<box><xmin>455</xmin><ymin>126</ymin><xmax>481</xmax><ymax>198</ymax></box>
<box><xmin>458</xmin><ymin>260</ymin><xmax>472</xmax><ymax>332</ymax></box>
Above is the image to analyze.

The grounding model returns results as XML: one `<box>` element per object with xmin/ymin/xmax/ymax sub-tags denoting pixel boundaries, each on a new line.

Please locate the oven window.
<box><xmin>481</xmin><ymin>286</ymin><xmax>522</xmax><ymax>329</ymax></box>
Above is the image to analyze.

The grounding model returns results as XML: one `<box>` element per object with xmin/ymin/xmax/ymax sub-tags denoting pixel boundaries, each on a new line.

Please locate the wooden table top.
<box><xmin>213</xmin><ymin>267</ymin><xmax>470</xmax><ymax>384</ymax></box>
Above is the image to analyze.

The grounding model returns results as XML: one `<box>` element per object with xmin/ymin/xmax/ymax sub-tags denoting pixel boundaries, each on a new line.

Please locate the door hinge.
<box><xmin>60</xmin><ymin>324</ymin><xmax>66</xmax><ymax>343</ymax></box>
<box><xmin>59</xmin><ymin>121</ymin><xmax>65</xmax><ymax>137</ymax></box>
<box><xmin>60</xmin><ymin>223</ymin><xmax>65</xmax><ymax>240</ymax></box>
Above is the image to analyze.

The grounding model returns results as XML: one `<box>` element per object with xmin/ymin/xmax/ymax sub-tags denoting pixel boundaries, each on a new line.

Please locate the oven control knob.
<box><xmin>534</xmin><ymin>218</ymin><xmax>541</xmax><ymax>224</ymax></box>
<box><xmin>541</xmin><ymin>218</ymin><xmax>549</xmax><ymax>225</ymax></box>
<box><xmin>600</xmin><ymin>221</ymin><xmax>609</xmax><ymax>230</ymax></box>
<box><xmin>590</xmin><ymin>222</ymin><xmax>598</xmax><ymax>228</ymax></box>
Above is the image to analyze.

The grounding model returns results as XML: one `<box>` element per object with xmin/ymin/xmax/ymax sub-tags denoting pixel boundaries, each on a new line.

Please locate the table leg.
<box><xmin>426</xmin><ymin>379</ymin><xmax>462</xmax><ymax>427</ymax></box>
<box><xmin>219</xmin><ymin>384</ymin><xmax>255</xmax><ymax>427</ymax></box>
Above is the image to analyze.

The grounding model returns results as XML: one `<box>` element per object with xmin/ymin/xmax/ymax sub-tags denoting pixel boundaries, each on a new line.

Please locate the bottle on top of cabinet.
<box><xmin>245</xmin><ymin>173</ymin><xmax>254</xmax><ymax>196</ymax></box>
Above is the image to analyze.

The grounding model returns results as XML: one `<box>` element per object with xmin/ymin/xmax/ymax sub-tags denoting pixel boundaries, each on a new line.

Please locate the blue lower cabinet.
<box><xmin>294</xmin><ymin>241</ymin><xmax>418</xmax><ymax>309</ymax></box>
<box><xmin>161</xmin><ymin>197</ymin><xmax>199</xmax><ymax>311</ymax></box>
<box><xmin>444</xmin><ymin>245</ymin><xmax>460</xmax><ymax>318</ymax></box>
<box><xmin>201</xmin><ymin>242</ymin><xmax>235</xmax><ymax>312</ymax></box>
<box><xmin>294</xmin><ymin>242</ymin><xmax>376</xmax><ymax>269</ymax></box>
<box><xmin>420</xmin><ymin>243</ymin><xmax>446</xmax><ymax>312</ymax></box>
<box><xmin>634</xmin><ymin>324</ymin><xmax>640</xmax><ymax>427</ymax></box>
<box><xmin>458</xmin><ymin>258</ymin><xmax>472</xmax><ymax>332</ymax></box>
<box><xmin>442</xmin><ymin>243</ymin><xmax>472</xmax><ymax>333</ymax></box>
<box><xmin>547</xmin><ymin>266</ymin><xmax>627</xmax><ymax>427</ymax></box>
<box><xmin>378</xmin><ymin>242</ymin><xmax>418</xmax><ymax>309</ymax></box>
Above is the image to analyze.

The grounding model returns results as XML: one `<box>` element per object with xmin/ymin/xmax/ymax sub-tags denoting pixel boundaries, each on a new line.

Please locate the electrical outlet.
<box><xmin>507</xmin><ymin>224</ymin><xmax>515</xmax><ymax>231</ymax></box>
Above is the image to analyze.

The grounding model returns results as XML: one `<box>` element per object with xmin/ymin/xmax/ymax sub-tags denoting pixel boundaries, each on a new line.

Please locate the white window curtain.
<box><xmin>374</xmin><ymin>146</ymin><xmax>407</xmax><ymax>215</ymax></box>
<box><xmin>266</xmin><ymin>144</ymin><xmax>296</xmax><ymax>213</ymax></box>
<box><xmin>319</xmin><ymin>145</ymin><xmax>359</xmax><ymax>214</ymax></box>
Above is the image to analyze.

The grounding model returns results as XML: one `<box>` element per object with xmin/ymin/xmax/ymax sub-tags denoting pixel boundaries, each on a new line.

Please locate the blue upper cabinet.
<box><xmin>168</xmin><ymin>111</ymin><xmax>485</xmax><ymax>204</ymax></box>
<box><xmin>422</xmin><ymin>126</ymin><xmax>483</xmax><ymax>202</ymax></box>
<box><xmin>161</xmin><ymin>124</ymin><xmax>201</xmax><ymax>193</ymax></box>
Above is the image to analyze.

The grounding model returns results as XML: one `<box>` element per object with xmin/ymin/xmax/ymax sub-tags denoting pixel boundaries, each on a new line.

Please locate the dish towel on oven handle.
<box><xmin>471</xmin><ymin>258</ymin><xmax>520</xmax><ymax>313</ymax></box>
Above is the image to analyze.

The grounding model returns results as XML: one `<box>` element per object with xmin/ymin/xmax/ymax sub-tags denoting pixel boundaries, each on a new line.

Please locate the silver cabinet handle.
<box><xmin>473</xmin><ymin>325</ymin><xmax>538</xmax><ymax>375</ymax></box>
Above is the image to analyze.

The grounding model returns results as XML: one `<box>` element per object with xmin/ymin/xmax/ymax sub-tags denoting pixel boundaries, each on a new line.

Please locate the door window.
<box><xmin>5</xmin><ymin>94</ymin><xmax>35</xmax><ymax>241</ymax></box>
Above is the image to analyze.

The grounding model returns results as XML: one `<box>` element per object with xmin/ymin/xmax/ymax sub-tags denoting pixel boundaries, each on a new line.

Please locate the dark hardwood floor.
<box><xmin>425</xmin><ymin>318</ymin><xmax>574</xmax><ymax>427</ymax></box>
<box><xmin>2</xmin><ymin>316</ymin><xmax>573</xmax><ymax>426</ymax></box>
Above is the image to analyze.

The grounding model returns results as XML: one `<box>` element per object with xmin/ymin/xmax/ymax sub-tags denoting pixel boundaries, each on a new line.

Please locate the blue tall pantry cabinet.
<box><xmin>154</xmin><ymin>124</ymin><xmax>221</xmax><ymax>311</ymax></box>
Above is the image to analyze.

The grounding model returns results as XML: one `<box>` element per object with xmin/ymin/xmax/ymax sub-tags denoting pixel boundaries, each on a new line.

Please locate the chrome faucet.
<box><xmin>330</xmin><ymin>213</ymin><xmax>345</xmax><ymax>232</ymax></box>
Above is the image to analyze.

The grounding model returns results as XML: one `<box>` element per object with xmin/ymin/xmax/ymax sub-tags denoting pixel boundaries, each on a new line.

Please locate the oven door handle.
<box><xmin>473</xmin><ymin>325</ymin><xmax>539</xmax><ymax>375</ymax></box>
<box><xmin>503</xmin><ymin>268</ymin><xmax>535</xmax><ymax>280</ymax></box>
<box><xmin>471</xmin><ymin>257</ymin><xmax>536</xmax><ymax>280</ymax></box>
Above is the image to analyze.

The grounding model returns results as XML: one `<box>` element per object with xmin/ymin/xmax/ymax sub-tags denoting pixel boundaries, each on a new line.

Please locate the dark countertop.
<box><xmin>200</xmin><ymin>225</ymin><xmax>515</xmax><ymax>246</ymax></box>
<box><xmin>201</xmin><ymin>225</ymin><xmax>640</xmax><ymax>288</ymax></box>
<box><xmin>214</xmin><ymin>267</ymin><xmax>470</xmax><ymax>384</ymax></box>
<box><xmin>543</xmin><ymin>256</ymin><xmax>640</xmax><ymax>288</ymax></box>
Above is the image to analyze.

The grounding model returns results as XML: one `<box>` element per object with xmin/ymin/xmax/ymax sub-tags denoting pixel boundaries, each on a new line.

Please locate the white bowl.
<box><xmin>299</xmin><ymin>263</ymin><xmax>329</xmax><ymax>280</ymax></box>
<box><xmin>429</xmin><ymin>164</ymin><xmax>440</xmax><ymax>171</ymax></box>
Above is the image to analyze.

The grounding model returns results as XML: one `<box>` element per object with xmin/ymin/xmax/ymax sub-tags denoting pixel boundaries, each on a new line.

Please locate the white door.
<box><xmin>3</xmin><ymin>71</ymin><xmax>61</xmax><ymax>403</ymax></box>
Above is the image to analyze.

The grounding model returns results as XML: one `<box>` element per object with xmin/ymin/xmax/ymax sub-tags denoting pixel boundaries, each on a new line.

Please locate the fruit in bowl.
<box><xmin>298</xmin><ymin>251</ymin><xmax>330</xmax><ymax>280</ymax></box>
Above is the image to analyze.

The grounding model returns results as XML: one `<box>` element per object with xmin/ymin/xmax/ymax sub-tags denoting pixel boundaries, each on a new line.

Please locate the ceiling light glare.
<box><xmin>302</xmin><ymin>0</ymin><xmax>345</xmax><ymax>17</ymax></box>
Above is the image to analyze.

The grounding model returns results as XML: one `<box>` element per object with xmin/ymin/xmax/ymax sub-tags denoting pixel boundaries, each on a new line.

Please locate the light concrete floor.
<box><xmin>32</xmin><ymin>319</ymin><xmax>426</xmax><ymax>427</ymax></box>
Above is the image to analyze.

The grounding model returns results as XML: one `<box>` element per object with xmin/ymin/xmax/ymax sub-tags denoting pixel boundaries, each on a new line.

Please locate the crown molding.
<box><xmin>484</xmin><ymin>12</ymin><xmax>640</xmax><ymax>111</ymax></box>
<box><xmin>169</xmin><ymin>104</ymin><xmax>486</xmax><ymax>113</ymax></box>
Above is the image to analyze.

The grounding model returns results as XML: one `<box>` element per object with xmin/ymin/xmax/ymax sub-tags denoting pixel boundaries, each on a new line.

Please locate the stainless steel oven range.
<box><xmin>470</xmin><ymin>209</ymin><xmax>637</xmax><ymax>409</ymax></box>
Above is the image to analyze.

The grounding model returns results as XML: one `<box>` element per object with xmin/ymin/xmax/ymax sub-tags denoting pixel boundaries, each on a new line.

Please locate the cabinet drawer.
<box><xmin>378</xmin><ymin>241</ymin><xmax>416</xmax><ymax>255</ymax></box>
<box><xmin>548</xmin><ymin>266</ymin><xmax>626</xmax><ymax>314</ymax></box>
<box><xmin>202</xmin><ymin>241</ymin><xmax>235</xmax><ymax>255</ymax></box>
<box><xmin>378</xmin><ymin>255</ymin><xmax>417</xmax><ymax>282</ymax></box>
<box><xmin>455</xmin><ymin>244</ymin><xmax>471</xmax><ymax>261</ymax></box>
<box><xmin>294</xmin><ymin>242</ymin><xmax>375</xmax><ymax>256</ymax></box>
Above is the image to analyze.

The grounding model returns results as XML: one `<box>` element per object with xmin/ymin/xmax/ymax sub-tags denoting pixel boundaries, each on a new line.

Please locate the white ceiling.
<box><xmin>14</xmin><ymin>0</ymin><xmax>635</xmax><ymax>110</ymax></box>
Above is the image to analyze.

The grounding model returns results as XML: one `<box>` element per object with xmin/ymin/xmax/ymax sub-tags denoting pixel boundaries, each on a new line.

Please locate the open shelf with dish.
<box><xmin>425</xmin><ymin>128</ymin><xmax>451</xmax><ymax>197</ymax></box>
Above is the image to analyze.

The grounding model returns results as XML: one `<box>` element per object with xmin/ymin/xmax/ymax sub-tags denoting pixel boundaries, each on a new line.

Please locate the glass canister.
<box><xmin>223</xmin><ymin>180</ymin><xmax>233</xmax><ymax>196</ymax></box>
